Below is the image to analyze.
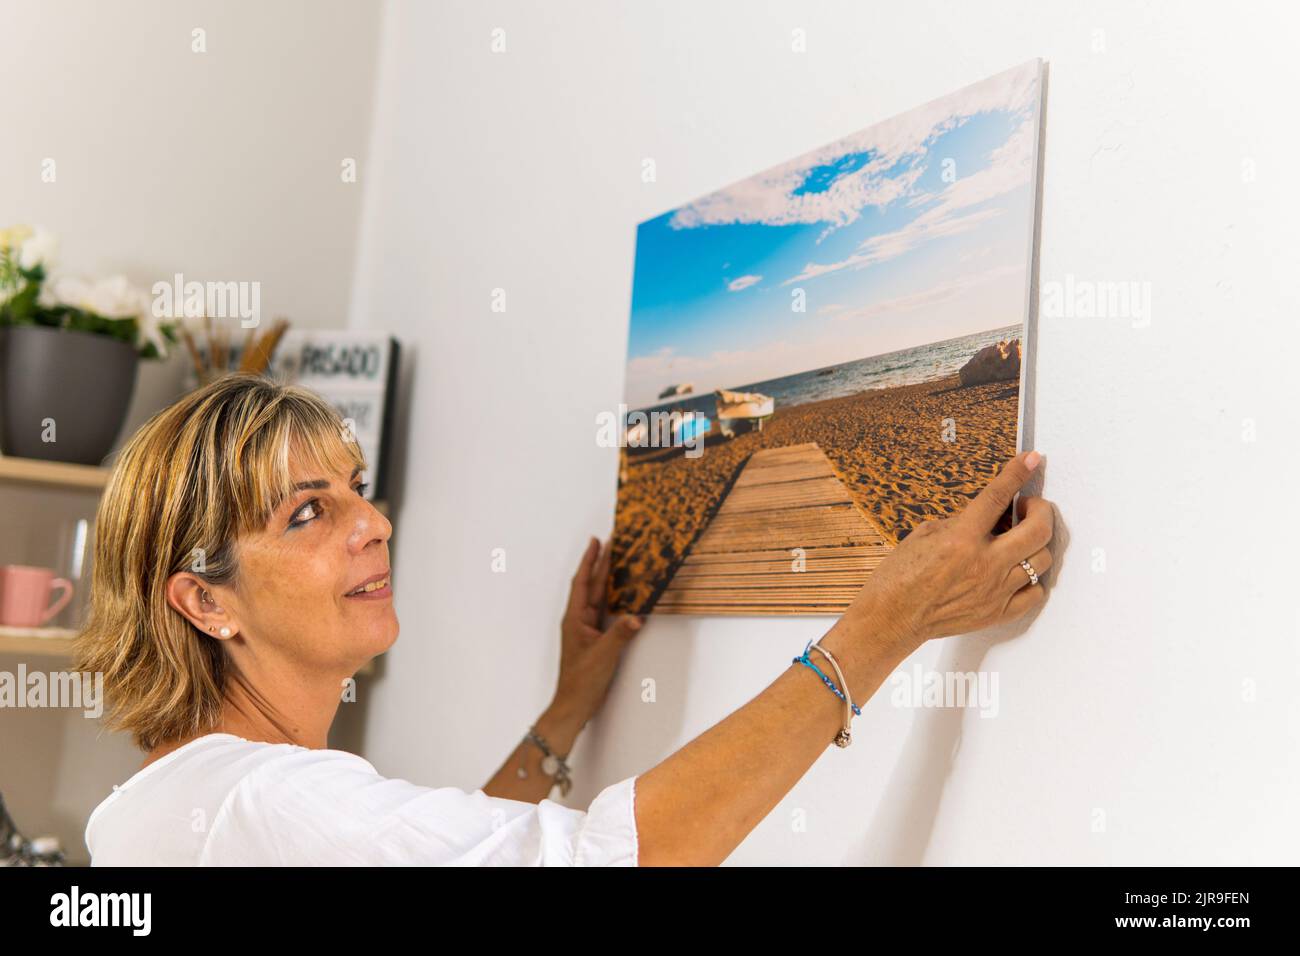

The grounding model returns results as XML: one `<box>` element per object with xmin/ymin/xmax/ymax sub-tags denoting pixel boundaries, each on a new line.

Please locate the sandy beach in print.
<box><xmin>609</xmin><ymin>365</ymin><xmax>1019</xmax><ymax>614</ymax></box>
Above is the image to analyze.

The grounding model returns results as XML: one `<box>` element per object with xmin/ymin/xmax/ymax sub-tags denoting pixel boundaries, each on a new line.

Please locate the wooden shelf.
<box><xmin>0</xmin><ymin>626</ymin><xmax>78</xmax><ymax>657</ymax></box>
<box><xmin>0</xmin><ymin>455</ymin><xmax>112</xmax><ymax>491</ymax></box>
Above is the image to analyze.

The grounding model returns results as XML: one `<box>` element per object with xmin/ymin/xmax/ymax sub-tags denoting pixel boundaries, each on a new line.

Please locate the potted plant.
<box><xmin>0</xmin><ymin>225</ymin><xmax>178</xmax><ymax>465</ymax></box>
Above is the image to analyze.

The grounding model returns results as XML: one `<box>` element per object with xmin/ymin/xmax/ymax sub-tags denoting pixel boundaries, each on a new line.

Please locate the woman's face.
<box><xmin>216</xmin><ymin>457</ymin><xmax>397</xmax><ymax>671</ymax></box>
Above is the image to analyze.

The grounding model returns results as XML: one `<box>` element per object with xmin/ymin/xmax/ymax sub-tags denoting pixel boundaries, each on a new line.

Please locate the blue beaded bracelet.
<box><xmin>793</xmin><ymin>639</ymin><xmax>862</xmax><ymax>717</ymax></box>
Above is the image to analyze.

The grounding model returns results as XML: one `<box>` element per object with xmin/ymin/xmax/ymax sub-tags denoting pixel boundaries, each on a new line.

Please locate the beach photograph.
<box><xmin>609</xmin><ymin>60</ymin><xmax>1043</xmax><ymax>616</ymax></box>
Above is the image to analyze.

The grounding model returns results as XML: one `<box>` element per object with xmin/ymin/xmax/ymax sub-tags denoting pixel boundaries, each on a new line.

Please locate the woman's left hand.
<box><xmin>551</xmin><ymin>537</ymin><xmax>642</xmax><ymax>728</ymax></box>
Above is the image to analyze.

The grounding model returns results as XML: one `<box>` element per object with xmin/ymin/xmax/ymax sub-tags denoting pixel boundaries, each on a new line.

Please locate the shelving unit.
<box><xmin>0</xmin><ymin>625</ymin><xmax>78</xmax><ymax>657</ymax></box>
<box><xmin>0</xmin><ymin>455</ymin><xmax>110</xmax><ymax>491</ymax></box>
<box><xmin>0</xmin><ymin>454</ymin><xmax>387</xmax><ymax>674</ymax></box>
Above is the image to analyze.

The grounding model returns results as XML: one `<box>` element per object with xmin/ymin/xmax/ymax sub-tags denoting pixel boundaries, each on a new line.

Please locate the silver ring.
<box><xmin>1019</xmin><ymin>558</ymin><xmax>1039</xmax><ymax>586</ymax></box>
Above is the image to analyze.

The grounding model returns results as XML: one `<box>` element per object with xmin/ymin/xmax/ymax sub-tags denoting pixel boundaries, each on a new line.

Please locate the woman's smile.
<box><xmin>345</xmin><ymin>571</ymin><xmax>392</xmax><ymax>601</ymax></box>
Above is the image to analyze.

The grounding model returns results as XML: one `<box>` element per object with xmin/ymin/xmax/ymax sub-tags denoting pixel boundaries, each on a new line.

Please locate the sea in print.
<box><xmin>626</xmin><ymin>324</ymin><xmax>1022</xmax><ymax>425</ymax></box>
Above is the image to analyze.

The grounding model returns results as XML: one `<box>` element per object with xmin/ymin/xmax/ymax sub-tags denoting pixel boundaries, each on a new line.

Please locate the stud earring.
<box><xmin>209</xmin><ymin>626</ymin><xmax>215</xmax><ymax>632</ymax></box>
<box><xmin>219</xmin><ymin>626</ymin><xmax>232</xmax><ymax>638</ymax></box>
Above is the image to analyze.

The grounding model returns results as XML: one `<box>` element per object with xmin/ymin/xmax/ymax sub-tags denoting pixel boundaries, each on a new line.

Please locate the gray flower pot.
<box><xmin>0</xmin><ymin>324</ymin><xmax>138</xmax><ymax>465</ymax></box>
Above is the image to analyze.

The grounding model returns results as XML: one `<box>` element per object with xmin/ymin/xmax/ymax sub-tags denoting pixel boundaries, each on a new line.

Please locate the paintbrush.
<box><xmin>238</xmin><ymin>318</ymin><xmax>290</xmax><ymax>374</ymax></box>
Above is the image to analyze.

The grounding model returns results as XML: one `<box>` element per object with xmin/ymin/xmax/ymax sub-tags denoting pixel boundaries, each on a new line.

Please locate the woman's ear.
<box><xmin>165</xmin><ymin>572</ymin><xmax>237</xmax><ymax>639</ymax></box>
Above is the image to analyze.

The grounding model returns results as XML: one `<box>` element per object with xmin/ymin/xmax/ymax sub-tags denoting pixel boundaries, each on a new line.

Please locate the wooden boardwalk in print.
<box><xmin>656</xmin><ymin>442</ymin><xmax>893</xmax><ymax>615</ymax></box>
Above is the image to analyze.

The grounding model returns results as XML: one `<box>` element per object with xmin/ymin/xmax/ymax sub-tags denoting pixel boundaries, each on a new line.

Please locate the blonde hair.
<box><xmin>74</xmin><ymin>372</ymin><xmax>366</xmax><ymax>751</ymax></box>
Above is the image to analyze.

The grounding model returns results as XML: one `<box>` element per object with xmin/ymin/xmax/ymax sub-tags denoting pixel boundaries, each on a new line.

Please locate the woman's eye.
<box><xmin>289</xmin><ymin>499</ymin><xmax>320</xmax><ymax>528</ymax></box>
<box><xmin>288</xmin><ymin>484</ymin><xmax>367</xmax><ymax>529</ymax></box>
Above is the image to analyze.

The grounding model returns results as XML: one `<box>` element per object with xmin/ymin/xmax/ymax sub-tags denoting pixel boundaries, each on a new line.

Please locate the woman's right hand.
<box><xmin>847</xmin><ymin>450</ymin><xmax>1054</xmax><ymax>653</ymax></box>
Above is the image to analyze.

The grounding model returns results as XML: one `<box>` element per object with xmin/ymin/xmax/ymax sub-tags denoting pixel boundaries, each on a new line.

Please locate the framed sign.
<box><xmin>270</xmin><ymin>330</ymin><xmax>400</xmax><ymax>502</ymax></box>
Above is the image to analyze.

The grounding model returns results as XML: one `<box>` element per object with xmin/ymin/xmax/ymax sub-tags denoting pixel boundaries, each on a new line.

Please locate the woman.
<box><xmin>79</xmin><ymin>373</ymin><xmax>1054</xmax><ymax>866</ymax></box>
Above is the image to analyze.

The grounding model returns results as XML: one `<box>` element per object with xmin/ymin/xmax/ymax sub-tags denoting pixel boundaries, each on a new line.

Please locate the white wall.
<box><xmin>0</xmin><ymin>0</ymin><xmax>383</xmax><ymax>860</ymax></box>
<box><xmin>350</xmin><ymin>0</ymin><xmax>1299</xmax><ymax>864</ymax></box>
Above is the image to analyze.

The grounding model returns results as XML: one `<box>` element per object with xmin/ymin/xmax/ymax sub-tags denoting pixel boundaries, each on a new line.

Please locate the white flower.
<box><xmin>46</xmin><ymin>274</ymin><xmax>170</xmax><ymax>355</ymax></box>
<box><xmin>136</xmin><ymin>305</ymin><xmax>172</xmax><ymax>357</ymax></box>
<box><xmin>18</xmin><ymin>227</ymin><xmax>58</xmax><ymax>271</ymax></box>
<box><xmin>36</xmin><ymin>277</ymin><xmax>62</xmax><ymax>310</ymax></box>
<box><xmin>50</xmin><ymin>274</ymin><xmax>149</xmax><ymax>320</ymax></box>
<box><xmin>44</xmin><ymin>276</ymin><xmax>93</xmax><ymax>312</ymax></box>
<box><xmin>0</xmin><ymin>224</ymin><xmax>34</xmax><ymax>250</ymax></box>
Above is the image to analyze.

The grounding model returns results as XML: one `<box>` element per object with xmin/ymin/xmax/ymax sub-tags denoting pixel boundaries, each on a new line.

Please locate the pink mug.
<box><xmin>0</xmin><ymin>565</ymin><xmax>75</xmax><ymax>628</ymax></box>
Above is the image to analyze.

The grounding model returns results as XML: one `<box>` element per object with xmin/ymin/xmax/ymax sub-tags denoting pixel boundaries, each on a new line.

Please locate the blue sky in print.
<box><xmin>624</xmin><ymin>60</ymin><xmax>1042</xmax><ymax>409</ymax></box>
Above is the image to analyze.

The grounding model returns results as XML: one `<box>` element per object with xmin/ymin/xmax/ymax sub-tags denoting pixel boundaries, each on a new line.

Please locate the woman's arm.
<box><xmin>633</xmin><ymin>590</ymin><xmax>909</xmax><ymax>866</ymax></box>
<box><xmin>481</xmin><ymin>699</ymin><xmax>587</xmax><ymax>802</ymax></box>
<box><xmin>634</xmin><ymin>450</ymin><xmax>1053</xmax><ymax>865</ymax></box>
<box><xmin>483</xmin><ymin>538</ymin><xmax>642</xmax><ymax>802</ymax></box>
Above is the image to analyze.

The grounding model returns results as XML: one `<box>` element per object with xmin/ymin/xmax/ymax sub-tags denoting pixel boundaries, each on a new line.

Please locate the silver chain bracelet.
<box><xmin>519</xmin><ymin>726</ymin><xmax>573</xmax><ymax>797</ymax></box>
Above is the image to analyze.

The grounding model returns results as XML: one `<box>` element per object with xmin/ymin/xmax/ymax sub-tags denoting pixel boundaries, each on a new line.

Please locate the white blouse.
<box><xmin>85</xmin><ymin>733</ymin><xmax>640</xmax><ymax>866</ymax></box>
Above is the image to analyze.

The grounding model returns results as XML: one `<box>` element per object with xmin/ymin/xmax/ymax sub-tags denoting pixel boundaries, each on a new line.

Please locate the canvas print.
<box><xmin>608</xmin><ymin>59</ymin><xmax>1044</xmax><ymax>616</ymax></box>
